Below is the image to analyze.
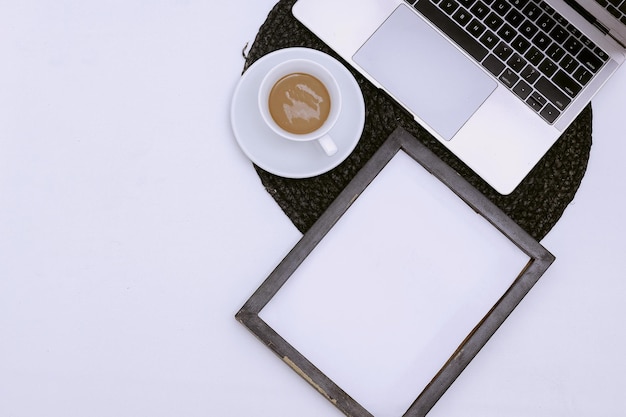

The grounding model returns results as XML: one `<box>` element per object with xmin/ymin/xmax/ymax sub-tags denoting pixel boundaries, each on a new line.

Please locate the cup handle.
<box><xmin>317</xmin><ymin>134</ymin><xmax>338</xmax><ymax>157</ymax></box>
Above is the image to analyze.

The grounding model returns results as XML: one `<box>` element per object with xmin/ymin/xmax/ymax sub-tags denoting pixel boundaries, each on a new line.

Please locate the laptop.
<box><xmin>292</xmin><ymin>0</ymin><xmax>626</xmax><ymax>194</ymax></box>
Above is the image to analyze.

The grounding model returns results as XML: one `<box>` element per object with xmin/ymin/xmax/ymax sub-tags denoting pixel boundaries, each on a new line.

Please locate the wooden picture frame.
<box><xmin>236</xmin><ymin>127</ymin><xmax>555</xmax><ymax>417</ymax></box>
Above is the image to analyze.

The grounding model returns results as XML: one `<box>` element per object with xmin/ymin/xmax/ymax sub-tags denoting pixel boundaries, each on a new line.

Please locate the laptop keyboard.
<box><xmin>404</xmin><ymin>0</ymin><xmax>609</xmax><ymax>123</ymax></box>
<box><xmin>595</xmin><ymin>0</ymin><xmax>626</xmax><ymax>24</ymax></box>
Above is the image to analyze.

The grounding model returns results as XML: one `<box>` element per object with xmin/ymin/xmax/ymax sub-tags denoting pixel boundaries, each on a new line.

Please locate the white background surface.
<box><xmin>1</xmin><ymin>1</ymin><xmax>625</xmax><ymax>416</ymax></box>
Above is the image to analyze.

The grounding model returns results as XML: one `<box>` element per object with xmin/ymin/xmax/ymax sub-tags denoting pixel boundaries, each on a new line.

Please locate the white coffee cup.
<box><xmin>258</xmin><ymin>58</ymin><xmax>341</xmax><ymax>156</ymax></box>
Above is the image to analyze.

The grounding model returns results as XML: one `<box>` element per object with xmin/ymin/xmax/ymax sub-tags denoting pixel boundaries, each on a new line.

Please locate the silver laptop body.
<box><xmin>293</xmin><ymin>0</ymin><xmax>626</xmax><ymax>194</ymax></box>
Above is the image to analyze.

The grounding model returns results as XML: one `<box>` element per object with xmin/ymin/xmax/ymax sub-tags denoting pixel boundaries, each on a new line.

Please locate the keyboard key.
<box><xmin>493</xmin><ymin>0</ymin><xmax>511</xmax><ymax>16</ymax></box>
<box><xmin>539</xmin><ymin>3</ymin><xmax>555</xmax><ymax>15</ymax></box>
<box><xmin>580</xmin><ymin>35</ymin><xmax>594</xmax><ymax>48</ymax></box>
<box><xmin>564</xmin><ymin>37</ymin><xmax>583</xmax><ymax>54</ymax></box>
<box><xmin>494</xmin><ymin>42</ymin><xmax>514</xmax><ymax>60</ymax></box>
<box><xmin>480</xmin><ymin>30</ymin><xmax>499</xmax><ymax>48</ymax></box>
<box><xmin>578</xmin><ymin>47</ymin><xmax>604</xmax><ymax>72</ymax></box>
<box><xmin>510</xmin><ymin>0</ymin><xmax>526</xmax><ymax>9</ymax></box>
<box><xmin>527</xmin><ymin>92</ymin><xmax>547</xmax><ymax>111</ymax></box>
<box><xmin>553</xmin><ymin>12</ymin><xmax>568</xmax><ymax>27</ymax></box>
<box><xmin>560</xmin><ymin>54</ymin><xmax>578</xmax><ymax>74</ymax></box>
<box><xmin>535</xmin><ymin>76</ymin><xmax>571</xmax><ymax>109</ymax></box>
<box><xmin>513</xmin><ymin>79</ymin><xmax>533</xmax><ymax>99</ymax></box>
<box><xmin>537</xmin><ymin>14</ymin><xmax>556</xmax><ymax>32</ymax></box>
<box><xmin>468</xmin><ymin>19</ymin><xmax>487</xmax><ymax>37</ymax></box>
<box><xmin>550</xmin><ymin>25</ymin><xmax>569</xmax><ymax>43</ymax></box>
<box><xmin>553</xmin><ymin>69</ymin><xmax>582</xmax><ymax>97</ymax></box>
<box><xmin>505</xmin><ymin>9</ymin><xmax>524</xmax><ymax>27</ymax></box>
<box><xmin>595</xmin><ymin>47</ymin><xmax>609</xmax><ymax>61</ymax></box>
<box><xmin>521</xmin><ymin>65</ymin><xmax>540</xmax><ymax>83</ymax></box>
<box><xmin>547</xmin><ymin>44</ymin><xmax>566</xmax><ymax>61</ymax></box>
<box><xmin>532</xmin><ymin>32</ymin><xmax>552</xmax><ymax>50</ymax></box>
<box><xmin>511</xmin><ymin>35</ymin><xmax>531</xmax><ymax>53</ymax></box>
<box><xmin>483</xmin><ymin>54</ymin><xmax>506</xmax><ymax>76</ymax></box>
<box><xmin>573</xmin><ymin>66</ymin><xmax>592</xmax><ymax>85</ymax></box>
<box><xmin>523</xmin><ymin>3</ymin><xmax>542</xmax><ymax>20</ymax></box>
<box><xmin>470</xmin><ymin>1</ymin><xmax>490</xmax><ymax>18</ymax></box>
<box><xmin>499</xmin><ymin>68</ymin><xmax>520</xmax><ymax>87</ymax></box>
<box><xmin>453</xmin><ymin>9</ymin><xmax>473</xmax><ymax>25</ymax></box>
<box><xmin>440</xmin><ymin>0</ymin><xmax>460</xmax><ymax>15</ymax></box>
<box><xmin>538</xmin><ymin>58</ymin><xmax>558</xmax><ymax>76</ymax></box>
<box><xmin>497</xmin><ymin>23</ymin><xmax>516</xmax><ymax>41</ymax></box>
<box><xmin>567</xmin><ymin>24</ymin><xmax>582</xmax><ymax>38</ymax></box>
<box><xmin>525</xmin><ymin>46</ymin><xmax>543</xmax><ymax>65</ymax></box>
<box><xmin>485</xmin><ymin>12</ymin><xmax>504</xmax><ymax>30</ymax></box>
<box><xmin>520</xmin><ymin>21</ymin><xmax>539</xmax><ymax>38</ymax></box>
<box><xmin>508</xmin><ymin>53</ymin><xmax>528</xmax><ymax>72</ymax></box>
<box><xmin>540</xmin><ymin>103</ymin><xmax>560</xmax><ymax>123</ymax></box>
<box><xmin>607</xmin><ymin>4</ymin><xmax>621</xmax><ymax>18</ymax></box>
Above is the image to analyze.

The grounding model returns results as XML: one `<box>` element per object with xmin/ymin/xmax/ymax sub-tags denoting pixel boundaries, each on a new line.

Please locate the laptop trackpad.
<box><xmin>353</xmin><ymin>5</ymin><xmax>497</xmax><ymax>140</ymax></box>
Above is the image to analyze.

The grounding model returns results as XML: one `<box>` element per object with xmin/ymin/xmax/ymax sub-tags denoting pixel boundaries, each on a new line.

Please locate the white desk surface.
<box><xmin>1</xmin><ymin>1</ymin><xmax>624</xmax><ymax>416</ymax></box>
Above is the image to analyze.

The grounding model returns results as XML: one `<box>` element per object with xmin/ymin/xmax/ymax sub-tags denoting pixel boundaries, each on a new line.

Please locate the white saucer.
<box><xmin>231</xmin><ymin>48</ymin><xmax>365</xmax><ymax>178</ymax></box>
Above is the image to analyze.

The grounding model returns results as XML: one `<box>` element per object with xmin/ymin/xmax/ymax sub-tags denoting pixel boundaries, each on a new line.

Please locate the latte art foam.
<box><xmin>268</xmin><ymin>72</ymin><xmax>331</xmax><ymax>135</ymax></box>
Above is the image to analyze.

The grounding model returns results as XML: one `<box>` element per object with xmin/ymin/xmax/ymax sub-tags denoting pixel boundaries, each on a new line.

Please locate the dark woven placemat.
<box><xmin>242</xmin><ymin>0</ymin><xmax>592</xmax><ymax>241</ymax></box>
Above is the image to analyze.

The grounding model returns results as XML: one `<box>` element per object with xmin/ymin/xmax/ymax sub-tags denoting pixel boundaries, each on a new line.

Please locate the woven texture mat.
<box><xmin>243</xmin><ymin>0</ymin><xmax>592</xmax><ymax>241</ymax></box>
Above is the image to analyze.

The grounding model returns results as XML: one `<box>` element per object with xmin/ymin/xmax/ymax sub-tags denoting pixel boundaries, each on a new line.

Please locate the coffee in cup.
<box><xmin>268</xmin><ymin>72</ymin><xmax>331</xmax><ymax>135</ymax></box>
<box><xmin>259</xmin><ymin>59</ymin><xmax>341</xmax><ymax>156</ymax></box>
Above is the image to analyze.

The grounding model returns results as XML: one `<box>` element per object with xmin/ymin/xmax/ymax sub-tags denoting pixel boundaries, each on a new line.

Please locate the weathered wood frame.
<box><xmin>236</xmin><ymin>127</ymin><xmax>555</xmax><ymax>417</ymax></box>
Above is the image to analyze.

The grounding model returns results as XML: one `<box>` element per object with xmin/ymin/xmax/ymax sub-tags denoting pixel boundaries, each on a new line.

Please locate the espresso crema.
<box><xmin>268</xmin><ymin>72</ymin><xmax>331</xmax><ymax>135</ymax></box>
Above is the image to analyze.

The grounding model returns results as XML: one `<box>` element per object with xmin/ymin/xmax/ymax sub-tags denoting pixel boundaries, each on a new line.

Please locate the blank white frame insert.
<box><xmin>236</xmin><ymin>127</ymin><xmax>555</xmax><ymax>417</ymax></box>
